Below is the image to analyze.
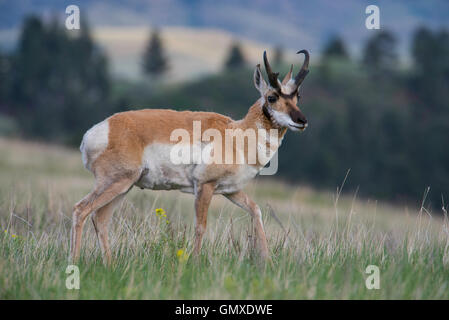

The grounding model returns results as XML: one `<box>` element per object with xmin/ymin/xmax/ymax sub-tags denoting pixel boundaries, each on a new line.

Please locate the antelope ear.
<box><xmin>253</xmin><ymin>64</ymin><xmax>268</xmax><ymax>96</ymax></box>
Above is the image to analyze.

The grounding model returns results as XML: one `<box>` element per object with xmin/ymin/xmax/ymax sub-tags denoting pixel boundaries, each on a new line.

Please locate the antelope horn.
<box><xmin>294</xmin><ymin>49</ymin><xmax>310</xmax><ymax>88</ymax></box>
<box><xmin>282</xmin><ymin>64</ymin><xmax>294</xmax><ymax>85</ymax></box>
<box><xmin>263</xmin><ymin>51</ymin><xmax>280</xmax><ymax>90</ymax></box>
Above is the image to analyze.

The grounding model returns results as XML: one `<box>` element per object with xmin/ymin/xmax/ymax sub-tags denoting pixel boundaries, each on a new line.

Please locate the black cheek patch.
<box><xmin>262</xmin><ymin>104</ymin><xmax>271</xmax><ymax>119</ymax></box>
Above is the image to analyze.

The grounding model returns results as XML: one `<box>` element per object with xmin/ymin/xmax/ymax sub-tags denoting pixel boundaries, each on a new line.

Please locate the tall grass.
<box><xmin>0</xmin><ymin>138</ymin><xmax>448</xmax><ymax>299</ymax></box>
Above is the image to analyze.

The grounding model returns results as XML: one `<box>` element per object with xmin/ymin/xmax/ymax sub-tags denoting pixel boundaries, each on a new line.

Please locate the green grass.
<box><xmin>0</xmin><ymin>138</ymin><xmax>448</xmax><ymax>299</ymax></box>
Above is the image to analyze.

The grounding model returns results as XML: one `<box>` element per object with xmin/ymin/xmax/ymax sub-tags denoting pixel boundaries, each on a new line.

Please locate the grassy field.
<box><xmin>0</xmin><ymin>137</ymin><xmax>448</xmax><ymax>299</ymax></box>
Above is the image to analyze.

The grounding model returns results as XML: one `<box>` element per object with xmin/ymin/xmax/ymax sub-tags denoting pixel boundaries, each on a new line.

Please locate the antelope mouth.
<box><xmin>289</xmin><ymin>123</ymin><xmax>308</xmax><ymax>131</ymax></box>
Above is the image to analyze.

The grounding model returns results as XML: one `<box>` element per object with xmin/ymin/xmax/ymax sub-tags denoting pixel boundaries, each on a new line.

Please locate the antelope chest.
<box><xmin>134</xmin><ymin>143</ymin><xmax>260</xmax><ymax>194</ymax></box>
<box><xmin>212</xmin><ymin>164</ymin><xmax>260</xmax><ymax>194</ymax></box>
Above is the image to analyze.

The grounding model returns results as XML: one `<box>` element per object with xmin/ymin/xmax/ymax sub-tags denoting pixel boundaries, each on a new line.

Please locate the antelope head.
<box><xmin>253</xmin><ymin>50</ymin><xmax>310</xmax><ymax>131</ymax></box>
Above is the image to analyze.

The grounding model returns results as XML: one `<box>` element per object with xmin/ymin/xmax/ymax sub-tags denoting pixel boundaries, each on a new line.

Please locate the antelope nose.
<box><xmin>296</xmin><ymin>115</ymin><xmax>307</xmax><ymax>124</ymax></box>
<box><xmin>290</xmin><ymin>110</ymin><xmax>307</xmax><ymax>125</ymax></box>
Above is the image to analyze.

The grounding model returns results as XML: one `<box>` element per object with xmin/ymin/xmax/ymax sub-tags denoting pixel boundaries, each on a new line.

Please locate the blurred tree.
<box><xmin>319</xmin><ymin>35</ymin><xmax>350</xmax><ymax>84</ymax></box>
<box><xmin>0</xmin><ymin>50</ymin><xmax>11</xmax><ymax>113</ymax></box>
<box><xmin>412</xmin><ymin>27</ymin><xmax>437</xmax><ymax>74</ymax></box>
<box><xmin>142</xmin><ymin>29</ymin><xmax>169</xmax><ymax>78</ymax></box>
<box><xmin>322</xmin><ymin>35</ymin><xmax>349</xmax><ymax>60</ymax></box>
<box><xmin>438</xmin><ymin>30</ymin><xmax>449</xmax><ymax>80</ymax></box>
<box><xmin>224</xmin><ymin>42</ymin><xmax>246</xmax><ymax>69</ymax></box>
<box><xmin>273</xmin><ymin>45</ymin><xmax>284</xmax><ymax>66</ymax></box>
<box><xmin>409</xmin><ymin>27</ymin><xmax>449</xmax><ymax>200</ymax></box>
<box><xmin>411</xmin><ymin>27</ymin><xmax>449</xmax><ymax>115</ymax></box>
<box><xmin>362</xmin><ymin>30</ymin><xmax>398</xmax><ymax>74</ymax></box>
<box><xmin>412</xmin><ymin>27</ymin><xmax>449</xmax><ymax>76</ymax></box>
<box><xmin>10</xmin><ymin>15</ymin><xmax>110</xmax><ymax>144</ymax></box>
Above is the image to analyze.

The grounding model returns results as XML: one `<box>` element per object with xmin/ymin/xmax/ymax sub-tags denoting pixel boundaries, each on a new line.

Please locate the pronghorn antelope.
<box><xmin>70</xmin><ymin>50</ymin><xmax>310</xmax><ymax>264</ymax></box>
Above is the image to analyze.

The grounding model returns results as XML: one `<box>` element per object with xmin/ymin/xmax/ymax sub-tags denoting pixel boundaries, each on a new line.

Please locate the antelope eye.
<box><xmin>267</xmin><ymin>95</ymin><xmax>277</xmax><ymax>103</ymax></box>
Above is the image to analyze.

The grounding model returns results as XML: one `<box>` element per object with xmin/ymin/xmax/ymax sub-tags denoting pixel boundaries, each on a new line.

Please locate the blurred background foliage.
<box><xmin>0</xmin><ymin>14</ymin><xmax>448</xmax><ymax>209</ymax></box>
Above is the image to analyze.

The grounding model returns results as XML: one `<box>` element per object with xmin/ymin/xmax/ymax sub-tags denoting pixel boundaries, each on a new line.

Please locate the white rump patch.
<box><xmin>80</xmin><ymin>120</ymin><xmax>109</xmax><ymax>170</ymax></box>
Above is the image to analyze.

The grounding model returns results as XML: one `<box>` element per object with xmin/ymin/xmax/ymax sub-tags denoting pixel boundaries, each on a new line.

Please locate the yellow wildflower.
<box><xmin>155</xmin><ymin>208</ymin><xmax>166</xmax><ymax>217</ymax></box>
<box><xmin>11</xmin><ymin>234</ymin><xmax>17</xmax><ymax>239</ymax></box>
<box><xmin>176</xmin><ymin>249</ymin><xmax>189</xmax><ymax>263</ymax></box>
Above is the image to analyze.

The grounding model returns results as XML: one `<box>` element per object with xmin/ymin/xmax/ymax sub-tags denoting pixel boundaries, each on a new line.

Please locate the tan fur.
<box><xmin>94</xmin><ymin>109</ymin><xmax>233</xmax><ymax>177</ymax></box>
<box><xmin>93</xmin><ymin>105</ymin><xmax>288</xmax><ymax>175</ymax></box>
<box><xmin>194</xmin><ymin>181</ymin><xmax>216</xmax><ymax>255</ymax></box>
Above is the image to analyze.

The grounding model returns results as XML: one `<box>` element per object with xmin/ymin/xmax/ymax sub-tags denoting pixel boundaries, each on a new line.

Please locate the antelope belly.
<box><xmin>136</xmin><ymin>144</ymin><xmax>194</xmax><ymax>191</ymax></box>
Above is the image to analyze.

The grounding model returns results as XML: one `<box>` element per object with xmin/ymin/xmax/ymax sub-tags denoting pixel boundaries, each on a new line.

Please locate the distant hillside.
<box><xmin>1</xmin><ymin>0</ymin><xmax>449</xmax><ymax>55</ymax></box>
<box><xmin>92</xmin><ymin>26</ymin><xmax>302</xmax><ymax>81</ymax></box>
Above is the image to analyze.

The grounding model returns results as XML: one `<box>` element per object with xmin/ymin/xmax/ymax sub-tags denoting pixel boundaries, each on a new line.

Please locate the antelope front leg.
<box><xmin>193</xmin><ymin>181</ymin><xmax>216</xmax><ymax>256</ymax></box>
<box><xmin>225</xmin><ymin>191</ymin><xmax>270</xmax><ymax>261</ymax></box>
